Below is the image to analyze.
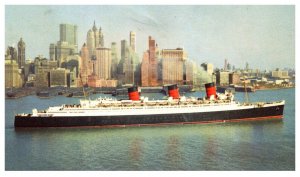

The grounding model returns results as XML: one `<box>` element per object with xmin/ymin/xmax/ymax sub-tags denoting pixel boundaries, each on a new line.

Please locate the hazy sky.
<box><xmin>5</xmin><ymin>5</ymin><xmax>294</xmax><ymax>70</ymax></box>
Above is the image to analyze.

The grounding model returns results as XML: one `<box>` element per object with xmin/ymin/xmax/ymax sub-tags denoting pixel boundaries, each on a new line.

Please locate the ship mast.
<box><xmin>243</xmin><ymin>74</ymin><xmax>249</xmax><ymax>103</ymax></box>
<box><xmin>79</xmin><ymin>74</ymin><xmax>87</xmax><ymax>100</ymax></box>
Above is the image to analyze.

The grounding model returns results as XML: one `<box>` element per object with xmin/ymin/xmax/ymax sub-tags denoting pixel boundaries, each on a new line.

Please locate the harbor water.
<box><xmin>5</xmin><ymin>88</ymin><xmax>295</xmax><ymax>170</ymax></box>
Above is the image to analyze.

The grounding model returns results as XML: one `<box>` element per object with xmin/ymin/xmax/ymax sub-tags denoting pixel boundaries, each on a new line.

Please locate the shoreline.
<box><xmin>255</xmin><ymin>86</ymin><xmax>295</xmax><ymax>91</ymax></box>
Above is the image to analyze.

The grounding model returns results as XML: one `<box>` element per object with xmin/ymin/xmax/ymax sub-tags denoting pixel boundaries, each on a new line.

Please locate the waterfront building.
<box><xmin>141</xmin><ymin>36</ymin><xmax>158</xmax><ymax>87</ymax></box>
<box><xmin>216</xmin><ymin>71</ymin><xmax>230</xmax><ymax>86</ymax></box>
<box><xmin>86</xmin><ymin>21</ymin><xmax>104</xmax><ymax>58</ymax></box>
<box><xmin>5</xmin><ymin>59</ymin><xmax>23</xmax><ymax>88</ymax></box>
<box><xmin>95</xmin><ymin>48</ymin><xmax>111</xmax><ymax>80</ymax></box>
<box><xmin>87</xmin><ymin>74</ymin><xmax>117</xmax><ymax>88</ymax></box>
<box><xmin>49</xmin><ymin>68</ymin><xmax>70</xmax><ymax>87</ymax></box>
<box><xmin>161</xmin><ymin>48</ymin><xmax>187</xmax><ymax>85</ymax></box>
<box><xmin>17</xmin><ymin>38</ymin><xmax>26</xmax><ymax>69</ymax></box>
<box><xmin>61</xmin><ymin>55</ymin><xmax>80</xmax><ymax>86</ymax></box>
<box><xmin>272</xmin><ymin>70</ymin><xmax>289</xmax><ymax>79</ymax></box>
<box><xmin>201</xmin><ymin>63</ymin><xmax>214</xmax><ymax>75</ymax></box>
<box><xmin>34</xmin><ymin>56</ymin><xmax>58</xmax><ymax>88</ymax></box>
<box><xmin>229</xmin><ymin>72</ymin><xmax>240</xmax><ymax>85</ymax></box>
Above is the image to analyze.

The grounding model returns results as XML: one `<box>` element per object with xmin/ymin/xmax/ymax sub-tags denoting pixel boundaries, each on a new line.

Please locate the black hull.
<box><xmin>14</xmin><ymin>105</ymin><xmax>284</xmax><ymax>128</ymax></box>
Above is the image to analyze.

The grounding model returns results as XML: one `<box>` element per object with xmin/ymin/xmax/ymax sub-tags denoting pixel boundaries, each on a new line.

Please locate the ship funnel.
<box><xmin>168</xmin><ymin>84</ymin><xmax>180</xmax><ymax>99</ymax></box>
<box><xmin>205</xmin><ymin>82</ymin><xmax>217</xmax><ymax>100</ymax></box>
<box><xmin>128</xmin><ymin>86</ymin><xmax>140</xmax><ymax>101</ymax></box>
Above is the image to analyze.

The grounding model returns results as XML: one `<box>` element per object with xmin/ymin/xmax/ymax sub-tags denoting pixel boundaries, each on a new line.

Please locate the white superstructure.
<box><xmin>25</xmin><ymin>92</ymin><xmax>285</xmax><ymax>118</ymax></box>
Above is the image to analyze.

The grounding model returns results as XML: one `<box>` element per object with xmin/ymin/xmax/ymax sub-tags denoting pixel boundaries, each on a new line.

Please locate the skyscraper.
<box><xmin>60</xmin><ymin>24</ymin><xmax>78</xmax><ymax>50</ymax></box>
<box><xmin>49</xmin><ymin>43</ymin><xmax>57</xmax><ymax>61</ymax></box>
<box><xmin>130</xmin><ymin>31</ymin><xmax>136</xmax><ymax>52</ymax></box>
<box><xmin>185</xmin><ymin>60</ymin><xmax>197</xmax><ymax>85</ymax></box>
<box><xmin>141</xmin><ymin>52</ymin><xmax>149</xmax><ymax>86</ymax></box>
<box><xmin>95</xmin><ymin>48</ymin><xmax>111</xmax><ymax>79</ymax></box>
<box><xmin>79</xmin><ymin>43</ymin><xmax>91</xmax><ymax>86</ymax></box>
<box><xmin>141</xmin><ymin>36</ymin><xmax>158</xmax><ymax>87</ymax></box>
<box><xmin>161</xmin><ymin>48</ymin><xmax>187</xmax><ymax>85</ymax></box>
<box><xmin>111</xmin><ymin>42</ymin><xmax>119</xmax><ymax>79</ymax></box>
<box><xmin>50</xmin><ymin>23</ymin><xmax>78</xmax><ymax>66</ymax></box>
<box><xmin>17</xmin><ymin>38</ymin><xmax>25</xmax><ymax>69</ymax></box>
<box><xmin>86</xmin><ymin>21</ymin><xmax>104</xmax><ymax>58</ymax></box>
<box><xmin>120</xmin><ymin>39</ymin><xmax>139</xmax><ymax>85</ymax></box>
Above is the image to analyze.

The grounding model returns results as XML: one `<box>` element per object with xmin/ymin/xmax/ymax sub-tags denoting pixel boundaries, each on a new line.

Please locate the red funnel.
<box><xmin>128</xmin><ymin>87</ymin><xmax>140</xmax><ymax>101</ymax></box>
<box><xmin>205</xmin><ymin>82</ymin><xmax>217</xmax><ymax>99</ymax></box>
<box><xmin>168</xmin><ymin>84</ymin><xmax>180</xmax><ymax>99</ymax></box>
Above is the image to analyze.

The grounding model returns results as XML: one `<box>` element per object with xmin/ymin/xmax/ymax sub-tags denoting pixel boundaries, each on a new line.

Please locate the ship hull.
<box><xmin>14</xmin><ymin>104</ymin><xmax>284</xmax><ymax>128</ymax></box>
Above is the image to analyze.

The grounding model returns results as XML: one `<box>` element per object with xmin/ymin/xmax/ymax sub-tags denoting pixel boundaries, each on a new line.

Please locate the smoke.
<box><xmin>193</xmin><ymin>65</ymin><xmax>213</xmax><ymax>87</ymax></box>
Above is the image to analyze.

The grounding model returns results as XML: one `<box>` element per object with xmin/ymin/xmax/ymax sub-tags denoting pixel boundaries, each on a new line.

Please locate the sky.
<box><xmin>5</xmin><ymin>5</ymin><xmax>295</xmax><ymax>70</ymax></box>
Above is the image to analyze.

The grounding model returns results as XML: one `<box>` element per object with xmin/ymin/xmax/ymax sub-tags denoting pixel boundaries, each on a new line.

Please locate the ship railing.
<box><xmin>90</xmin><ymin>100</ymin><xmax>236</xmax><ymax>108</ymax></box>
<box><xmin>79</xmin><ymin>102</ymin><xmax>238</xmax><ymax>110</ymax></box>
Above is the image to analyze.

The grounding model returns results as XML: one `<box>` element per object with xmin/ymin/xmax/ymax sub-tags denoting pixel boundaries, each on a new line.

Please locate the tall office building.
<box><xmin>119</xmin><ymin>39</ymin><xmax>139</xmax><ymax>85</ymax></box>
<box><xmin>185</xmin><ymin>60</ymin><xmax>197</xmax><ymax>85</ymax></box>
<box><xmin>121</xmin><ymin>40</ymin><xmax>132</xmax><ymax>84</ymax></box>
<box><xmin>161</xmin><ymin>48</ymin><xmax>187</xmax><ymax>85</ymax></box>
<box><xmin>130</xmin><ymin>31</ymin><xmax>136</xmax><ymax>52</ymax></box>
<box><xmin>86</xmin><ymin>21</ymin><xmax>104</xmax><ymax>58</ymax></box>
<box><xmin>5</xmin><ymin>59</ymin><xmax>23</xmax><ymax>88</ymax></box>
<box><xmin>141</xmin><ymin>52</ymin><xmax>149</xmax><ymax>86</ymax></box>
<box><xmin>224</xmin><ymin>59</ymin><xmax>228</xmax><ymax>71</ymax></box>
<box><xmin>216</xmin><ymin>71</ymin><xmax>230</xmax><ymax>86</ymax></box>
<box><xmin>17</xmin><ymin>38</ymin><xmax>26</xmax><ymax>69</ymax></box>
<box><xmin>60</xmin><ymin>24</ymin><xmax>78</xmax><ymax>50</ymax></box>
<box><xmin>49</xmin><ymin>43</ymin><xmax>57</xmax><ymax>61</ymax></box>
<box><xmin>49</xmin><ymin>23</ymin><xmax>78</xmax><ymax>65</ymax></box>
<box><xmin>141</xmin><ymin>36</ymin><xmax>158</xmax><ymax>87</ymax></box>
<box><xmin>95</xmin><ymin>48</ymin><xmax>111</xmax><ymax>79</ymax></box>
<box><xmin>111</xmin><ymin>42</ymin><xmax>119</xmax><ymax>79</ymax></box>
<box><xmin>79</xmin><ymin>43</ymin><xmax>92</xmax><ymax>86</ymax></box>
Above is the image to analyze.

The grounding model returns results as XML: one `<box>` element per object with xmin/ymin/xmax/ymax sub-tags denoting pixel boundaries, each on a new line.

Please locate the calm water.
<box><xmin>5</xmin><ymin>88</ymin><xmax>295</xmax><ymax>170</ymax></box>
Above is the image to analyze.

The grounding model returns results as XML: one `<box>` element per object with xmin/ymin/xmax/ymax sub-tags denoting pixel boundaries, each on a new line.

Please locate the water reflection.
<box><xmin>129</xmin><ymin>137</ymin><xmax>143</xmax><ymax>169</ymax></box>
<box><xmin>251</xmin><ymin>119</ymin><xmax>283</xmax><ymax>143</ymax></box>
<box><xmin>165</xmin><ymin>135</ymin><xmax>182</xmax><ymax>170</ymax></box>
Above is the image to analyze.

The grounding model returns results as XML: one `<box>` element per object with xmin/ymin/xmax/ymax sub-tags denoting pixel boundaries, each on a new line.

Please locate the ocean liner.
<box><xmin>14</xmin><ymin>83</ymin><xmax>285</xmax><ymax>128</ymax></box>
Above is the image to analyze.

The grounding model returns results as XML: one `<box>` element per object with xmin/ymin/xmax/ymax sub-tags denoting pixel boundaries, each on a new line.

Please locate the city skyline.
<box><xmin>5</xmin><ymin>5</ymin><xmax>294</xmax><ymax>70</ymax></box>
